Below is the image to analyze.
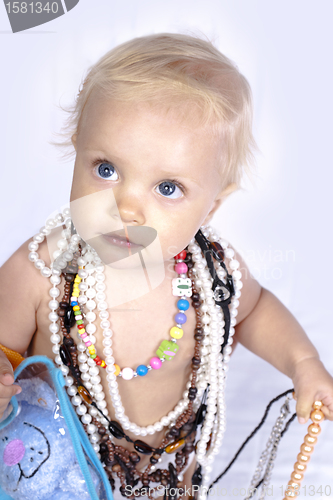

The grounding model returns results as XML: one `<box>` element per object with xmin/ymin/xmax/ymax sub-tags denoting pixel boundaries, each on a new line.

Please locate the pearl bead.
<box><xmin>86</xmin><ymin>300</ymin><xmax>96</xmax><ymax>310</ymax></box>
<box><xmin>76</xmin><ymin>404</ymin><xmax>87</xmax><ymax>415</ymax></box>
<box><xmin>50</xmin><ymin>333</ymin><xmax>61</xmax><ymax>344</ymax></box>
<box><xmin>89</xmin><ymin>366</ymin><xmax>99</xmax><ymax>377</ymax></box>
<box><xmin>87</xmin><ymin>424</ymin><xmax>97</xmax><ymax>434</ymax></box>
<box><xmin>86</xmin><ymin>288</ymin><xmax>96</xmax><ymax>299</ymax></box>
<box><xmin>41</xmin><ymin>267</ymin><xmax>52</xmax><ymax>278</ymax></box>
<box><xmin>65</xmin><ymin>376</ymin><xmax>74</xmax><ymax>387</ymax></box>
<box><xmin>60</xmin><ymin>365</ymin><xmax>69</xmax><ymax>376</ymax></box>
<box><xmin>85</xmin><ymin>323</ymin><xmax>97</xmax><ymax>334</ymax></box>
<box><xmin>28</xmin><ymin>252</ymin><xmax>38</xmax><ymax>262</ymax></box>
<box><xmin>96</xmin><ymin>283</ymin><xmax>106</xmax><ymax>292</ymax></box>
<box><xmin>99</xmin><ymin>311</ymin><xmax>109</xmax><ymax>320</ymax></box>
<box><xmin>33</xmin><ymin>234</ymin><xmax>44</xmax><ymax>243</ymax></box>
<box><xmin>90</xmin><ymin>375</ymin><xmax>101</xmax><ymax>385</ymax></box>
<box><xmin>78</xmin><ymin>353</ymin><xmax>88</xmax><ymax>363</ymax></box>
<box><xmin>97</xmin><ymin>400</ymin><xmax>107</xmax><ymax>409</ymax></box>
<box><xmin>48</xmin><ymin>312</ymin><xmax>59</xmax><ymax>322</ymax></box>
<box><xmin>49</xmin><ymin>287</ymin><xmax>60</xmax><ymax>298</ymax></box>
<box><xmin>78</xmin><ymin>269</ymin><xmax>88</xmax><ymax>279</ymax></box>
<box><xmin>28</xmin><ymin>241</ymin><xmax>39</xmax><ymax>251</ymax></box>
<box><xmin>81</xmin><ymin>413</ymin><xmax>92</xmax><ymax>424</ymax></box>
<box><xmin>48</xmin><ymin>299</ymin><xmax>59</xmax><ymax>310</ymax></box>
<box><xmin>85</xmin><ymin>311</ymin><xmax>96</xmax><ymax>322</ymax></box>
<box><xmin>72</xmin><ymin>396</ymin><xmax>82</xmax><ymax>406</ymax></box>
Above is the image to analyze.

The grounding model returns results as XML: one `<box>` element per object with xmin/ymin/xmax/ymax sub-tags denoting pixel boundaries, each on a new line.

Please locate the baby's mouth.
<box><xmin>103</xmin><ymin>231</ymin><xmax>142</xmax><ymax>249</ymax></box>
<box><xmin>83</xmin><ymin>227</ymin><xmax>158</xmax><ymax>264</ymax></box>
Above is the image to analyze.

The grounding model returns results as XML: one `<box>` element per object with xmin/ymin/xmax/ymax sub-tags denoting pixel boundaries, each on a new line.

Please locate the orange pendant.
<box><xmin>165</xmin><ymin>438</ymin><xmax>185</xmax><ymax>454</ymax></box>
<box><xmin>78</xmin><ymin>385</ymin><xmax>93</xmax><ymax>405</ymax></box>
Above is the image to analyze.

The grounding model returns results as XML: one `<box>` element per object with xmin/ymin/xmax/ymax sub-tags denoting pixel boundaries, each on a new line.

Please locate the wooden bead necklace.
<box><xmin>58</xmin><ymin>251</ymin><xmax>207</xmax><ymax>497</ymax></box>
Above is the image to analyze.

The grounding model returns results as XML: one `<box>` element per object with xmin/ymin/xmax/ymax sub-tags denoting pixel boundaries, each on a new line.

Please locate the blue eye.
<box><xmin>156</xmin><ymin>181</ymin><xmax>183</xmax><ymax>199</ymax></box>
<box><xmin>95</xmin><ymin>162</ymin><xmax>118</xmax><ymax>180</ymax></box>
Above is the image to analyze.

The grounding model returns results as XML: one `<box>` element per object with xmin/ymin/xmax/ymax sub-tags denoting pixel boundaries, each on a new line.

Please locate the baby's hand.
<box><xmin>0</xmin><ymin>350</ymin><xmax>22</xmax><ymax>419</ymax></box>
<box><xmin>292</xmin><ymin>357</ymin><xmax>333</xmax><ymax>424</ymax></box>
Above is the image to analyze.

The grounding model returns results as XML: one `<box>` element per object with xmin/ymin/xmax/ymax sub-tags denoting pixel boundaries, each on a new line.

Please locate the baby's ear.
<box><xmin>218</xmin><ymin>182</ymin><xmax>238</xmax><ymax>202</ymax></box>
<box><xmin>71</xmin><ymin>134</ymin><xmax>77</xmax><ymax>151</ymax></box>
<box><xmin>202</xmin><ymin>183</ymin><xmax>238</xmax><ymax>225</ymax></box>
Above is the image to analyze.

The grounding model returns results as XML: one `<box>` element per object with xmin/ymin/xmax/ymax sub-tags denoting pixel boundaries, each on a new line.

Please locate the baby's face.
<box><xmin>70</xmin><ymin>93</ymin><xmax>226</xmax><ymax>268</ymax></box>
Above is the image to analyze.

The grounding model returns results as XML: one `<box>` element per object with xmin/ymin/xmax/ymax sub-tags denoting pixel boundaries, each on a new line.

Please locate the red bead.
<box><xmin>96</xmin><ymin>360</ymin><xmax>102</xmax><ymax>365</ymax></box>
<box><xmin>95</xmin><ymin>356</ymin><xmax>101</xmax><ymax>362</ymax></box>
<box><xmin>77</xmin><ymin>324</ymin><xmax>85</xmax><ymax>330</ymax></box>
<box><xmin>175</xmin><ymin>250</ymin><xmax>187</xmax><ymax>260</ymax></box>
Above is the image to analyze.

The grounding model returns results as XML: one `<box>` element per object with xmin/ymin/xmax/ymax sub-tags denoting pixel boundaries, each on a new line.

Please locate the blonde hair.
<box><xmin>53</xmin><ymin>33</ymin><xmax>256</xmax><ymax>187</ymax></box>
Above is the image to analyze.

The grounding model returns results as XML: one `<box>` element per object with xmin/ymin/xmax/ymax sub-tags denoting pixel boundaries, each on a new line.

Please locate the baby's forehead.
<box><xmin>80</xmin><ymin>89</ymin><xmax>216</xmax><ymax>136</ymax></box>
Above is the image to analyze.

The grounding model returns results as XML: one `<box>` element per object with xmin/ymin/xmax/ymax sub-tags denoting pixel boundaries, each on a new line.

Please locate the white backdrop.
<box><xmin>1</xmin><ymin>1</ymin><xmax>333</xmax><ymax>496</ymax></box>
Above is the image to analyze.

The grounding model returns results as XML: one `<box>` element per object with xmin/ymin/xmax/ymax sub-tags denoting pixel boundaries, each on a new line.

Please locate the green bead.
<box><xmin>156</xmin><ymin>340</ymin><xmax>179</xmax><ymax>361</ymax></box>
<box><xmin>74</xmin><ymin>310</ymin><xmax>81</xmax><ymax>315</ymax></box>
<box><xmin>76</xmin><ymin>320</ymin><xmax>83</xmax><ymax>325</ymax></box>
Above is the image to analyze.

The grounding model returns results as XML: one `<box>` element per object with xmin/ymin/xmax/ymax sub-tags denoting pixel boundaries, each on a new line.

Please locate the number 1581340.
<box><xmin>5</xmin><ymin>2</ymin><xmax>60</xmax><ymax>14</ymax></box>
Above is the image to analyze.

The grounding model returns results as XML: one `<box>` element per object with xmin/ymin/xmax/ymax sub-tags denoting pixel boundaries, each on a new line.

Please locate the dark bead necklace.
<box><xmin>57</xmin><ymin>250</ymin><xmax>207</xmax><ymax>497</ymax></box>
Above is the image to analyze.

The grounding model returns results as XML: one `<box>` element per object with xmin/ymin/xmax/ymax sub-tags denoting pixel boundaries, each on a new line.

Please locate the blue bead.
<box><xmin>177</xmin><ymin>299</ymin><xmax>189</xmax><ymax>311</ymax></box>
<box><xmin>136</xmin><ymin>365</ymin><xmax>148</xmax><ymax>376</ymax></box>
<box><xmin>71</xmin><ymin>301</ymin><xmax>78</xmax><ymax>306</ymax></box>
<box><xmin>175</xmin><ymin>312</ymin><xmax>187</xmax><ymax>324</ymax></box>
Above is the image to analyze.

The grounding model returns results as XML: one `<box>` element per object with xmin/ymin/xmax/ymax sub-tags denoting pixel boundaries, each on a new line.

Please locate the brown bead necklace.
<box><xmin>57</xmin><ymin>249</ymin><xmax>206</xmax><ymax>498</ymax></box>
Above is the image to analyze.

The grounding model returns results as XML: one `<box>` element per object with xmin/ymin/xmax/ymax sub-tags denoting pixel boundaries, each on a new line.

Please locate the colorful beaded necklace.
<box><xmin>64</xmin><ymin>250</ymin><xmax>192</xmax><ymax>380</ymax></box>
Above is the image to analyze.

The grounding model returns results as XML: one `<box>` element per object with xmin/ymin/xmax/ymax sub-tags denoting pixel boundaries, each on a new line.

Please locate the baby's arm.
<box><xmin>0</xmin><ymin>240</ymin><xmax>40</xmax><ymax>417</ymax></box>
<box><xmin>233</xmin><ymin>250</ymin><xmax>333</xmax><ymax>424</ymax></box>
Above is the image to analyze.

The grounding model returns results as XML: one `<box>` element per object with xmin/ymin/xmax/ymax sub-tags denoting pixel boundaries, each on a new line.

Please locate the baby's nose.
<box><xmin>3</xmin><ymin>439</ymin><xmax>25</xmax><ymax>466</ymax></box>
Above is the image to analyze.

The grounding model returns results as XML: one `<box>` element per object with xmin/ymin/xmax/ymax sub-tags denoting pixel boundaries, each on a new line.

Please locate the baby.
<box><xmin>0</xmin><ymin>33</ymin><xmax>333</xmax><ymax>499</ymax></box>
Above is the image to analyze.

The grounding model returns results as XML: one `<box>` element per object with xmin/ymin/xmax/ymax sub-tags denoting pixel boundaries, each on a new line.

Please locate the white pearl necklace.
<box><xmin>190</xmin><ymin>226</ymin><xmax>242</xmax><ymax>499</ymax></box>
<box><xmin>28</xmin><ymin>209</ymin><xmax>242</xmax><ymax>485</ymax></box>
<box><xmin>78</xmin><ymin>243</ymin><xmax>204</xmax><ymax>437</ymax></box>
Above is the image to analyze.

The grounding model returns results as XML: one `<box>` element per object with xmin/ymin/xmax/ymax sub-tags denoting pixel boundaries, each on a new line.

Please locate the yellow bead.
<box><xmin>73</xmin><ymin>306</ymin><xmax>80</xmax><ymax>311</ymax></box>
<box><xmin>114</xmin><ymin>364</ymin><xmax>120</xmax><ymax>376</ymax></box>
<box><xmin>100</xmin><ymin>361</ymin><xmax>106</xmax><ymax>367</ymax></box>
<box><xmin>88</xmin><ymin>347</ymin><xmax>95</xmax><ymax>353</ymax></box>
<box><xmin>74</xmin><ymin>277</ymin><xmax>81</xmax><ymax>283</ymax></box>
<box><xmin>170</xmin><ymin>327</ymin><xmax>183</xmax><ymax>339</ymax></box>
<box><xmin>79</xmin><ymin>328</ymin><xmax>86</xmax><ymax>334</ymax></box>
<box><xmin>72</xmin><ymin>292</ymin><xmax>79</xmax><ymax>297</ymax></box>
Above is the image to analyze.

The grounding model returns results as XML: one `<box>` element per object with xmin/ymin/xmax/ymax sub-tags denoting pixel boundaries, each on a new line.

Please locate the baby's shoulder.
<box><xmin>0</xmin><ymin>237</ymin><xmax>54</xmax><ymax>352</ymax></box>
<box><xmin>0</xmin><ymin>237</ymin><xmax>52</xmax><ymax>312</ymax></box>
